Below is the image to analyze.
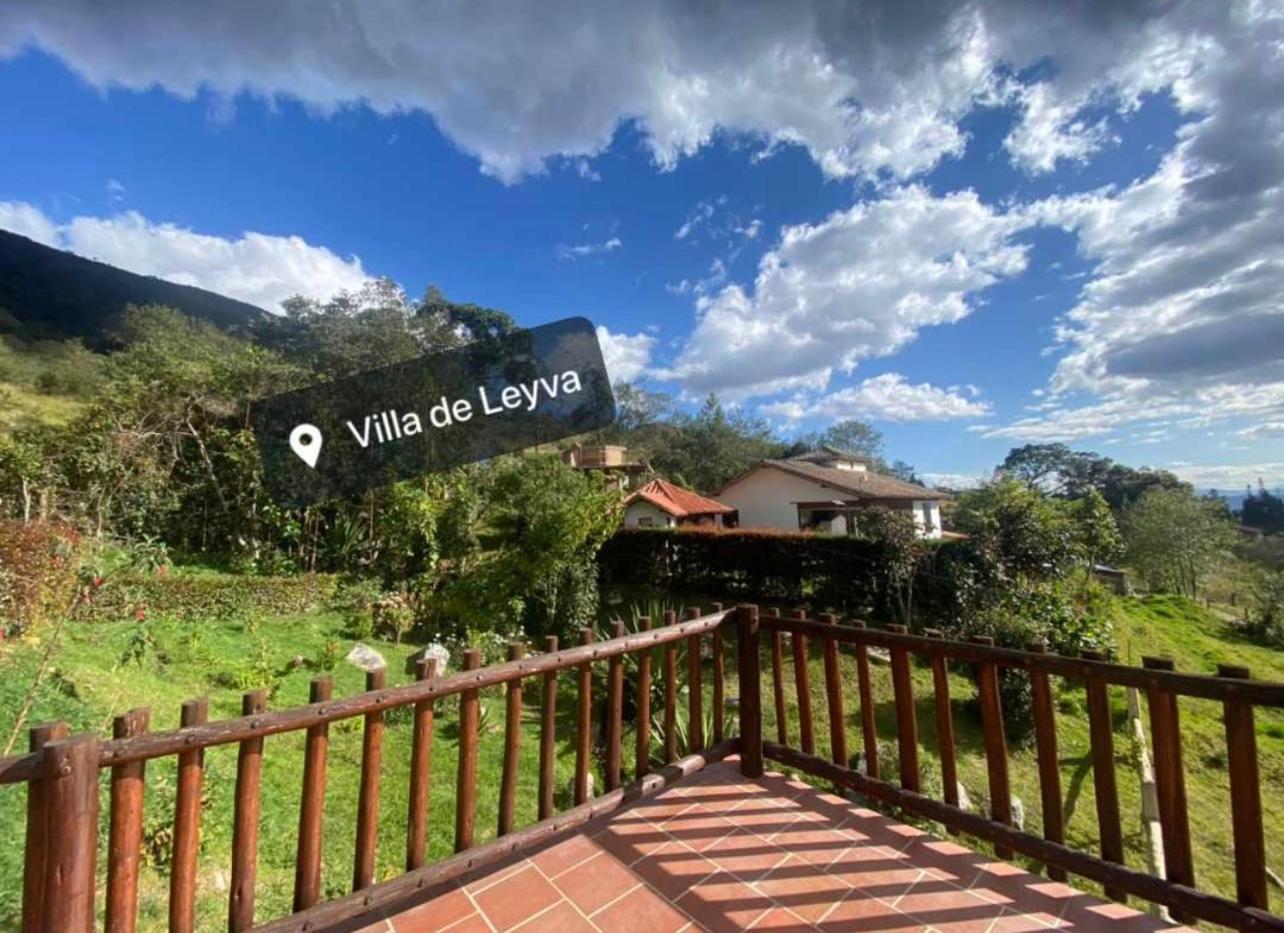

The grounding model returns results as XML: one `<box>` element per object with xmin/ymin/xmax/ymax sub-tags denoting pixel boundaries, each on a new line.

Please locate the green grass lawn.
<box><xmin>2</xmin><ymin>592</ymin><xmax>1281</xmax><ymax>929</ymax></box>
<box><xmin>760</xmin><ymin>593</ymin><xmax>1284</xmax><ymax>918</ymax></box>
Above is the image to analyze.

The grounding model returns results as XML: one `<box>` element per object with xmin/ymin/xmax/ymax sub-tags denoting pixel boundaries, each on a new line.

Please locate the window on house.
<box><xmin>637</xmin><ymin>516</ymin><xmax>654</xmax><ymax>527</ymax></box>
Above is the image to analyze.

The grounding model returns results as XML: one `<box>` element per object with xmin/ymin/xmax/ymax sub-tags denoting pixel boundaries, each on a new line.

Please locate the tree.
<box><xmin>999</xmin><ymin>443</ymin><xmax>1188</xmax><ymax>510</ymax></box>
<box><xmin>953</xmin><ymin>479</ymin><xmax>1081</xmax><ymax>582</ymax></box>
<box><xmin>646</xmin><ymin>395</ymin><xmax>784</xmax><ymax>493</ymax></box>
<box><xmin>1242</xmin><ymin>482</ymin><xmax>1284</xmax><ymax>534</ymax></box>
<box><xmin>1123</xmin><ymin>486</ymin><xmax>1237</xmax><ymax>596</ymax></box>
<box><xmin>1070</xmin><ymin>488</ymin><xmax>1122</xmax><ymax>572</ymax></box>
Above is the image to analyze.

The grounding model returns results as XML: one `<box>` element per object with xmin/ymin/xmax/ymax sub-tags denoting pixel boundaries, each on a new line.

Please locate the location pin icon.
<box><xmin>289</xmin><ymin>423</ymin><xmax>323</xmax><ymax>468</ymax></box>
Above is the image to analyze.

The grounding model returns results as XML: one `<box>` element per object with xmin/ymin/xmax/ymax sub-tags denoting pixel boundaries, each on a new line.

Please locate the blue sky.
<box><xmin>2</xmin><ymin>2</ymin><xmax>1282</xmax><ymax>490</ymax></box>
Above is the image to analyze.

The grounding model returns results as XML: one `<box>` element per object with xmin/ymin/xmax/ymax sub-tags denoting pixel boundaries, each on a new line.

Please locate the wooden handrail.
<box><xmin>0</xmin><ymin>608</ymin><xmax>731</xmax><ymax>785</ymax></box>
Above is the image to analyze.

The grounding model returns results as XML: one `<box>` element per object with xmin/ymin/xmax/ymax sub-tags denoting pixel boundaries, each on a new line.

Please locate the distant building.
<box><xmin>562</xmin><ymin>443</ymin><xmax>649</xmax><ymax>490</ymax></box>
<box><xmin>715</xmin><ymin>446</ymin><xmax>948</xmax><ymax>539</ymax></box>
<box><xmin>622</xmin><ymin>478</ymin><xmax>735</xmax><ymax>529</ymax></box>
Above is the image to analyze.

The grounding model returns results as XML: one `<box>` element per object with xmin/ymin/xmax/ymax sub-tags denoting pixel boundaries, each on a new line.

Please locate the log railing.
<box><xmin>745</xmin><ymin>608</ymin><xmax>1284</xmax><ymax>932</ymax></box>
<box><xmin>3</xmin><ymin>606</ymin><xmax>735</xmax><ymax>932</ymax></box>
<box><xmin>7</xmin><ymin>602</ymin><xmax>1284</xmax><ymax>931</ymax></box>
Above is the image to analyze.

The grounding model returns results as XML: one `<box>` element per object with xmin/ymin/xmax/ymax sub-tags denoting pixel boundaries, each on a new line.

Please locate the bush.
<box><xmin>83</xmin><ymin>572</ymin><xmax>340</xmax><ymax>623</ymax></box>
<box><xmin>1244</xmin><ymin>569</ymin><xmax>1284</xmax><ymax>646</ymax></box>
<box><xmin>0</xmin><ymin>519</ymin><xmax>82</xmax><ymax>633</ymax></box>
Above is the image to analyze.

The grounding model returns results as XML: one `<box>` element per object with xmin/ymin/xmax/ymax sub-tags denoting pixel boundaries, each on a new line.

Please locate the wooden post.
<box><xmin>790</xmin><ymin>609</ymin><xmax>815</xmax><ymax>755</ymax></box>
<box><xmin>663</xmin><ymin>610</ymin><xmax>678</xmax><ymax>761</ymax></box>
<box><xmin>925</xmin><ymin>632</ymin><xmax>958</xmax><ymax>825</ymax></box>
<box><xmin>973</xmin><ymin>637</ymin><xmax>1011</xmax><ymax>859</ymax></box>
<box><xmin>1083</xmin><ymin>650</ymin><xmax>1126</xmax><ymax>902</ymax></box>
<box><xmin>1142</xmin><ymin>657</ymin><xmax>1193</xmax><ymax>917</ymax></box>
<box><xmin>538</xmin><ymin>637</ymin><xmax>558</xmax><ymax>820</ymax></box>
<box><xmin>738</xmin><ymin>605</ymin><xmax>763</xmax><ymax>778</ymax></box>
<box><xmin>635</xmin><ymin>619</ymin><xmax>653</xmax><ymax>778</ymax></box>
<box><xmin>889</xmin><ymin>625</ymin><xmax>919</xmax><ymax>792</ymax></box>
<box><xmin>684</xmin><ymin>606</ymin><xmax>704</xmax><ymax>752</ymax></box>
<box><xmin>712</xmin><ymin>603</ymin><xmax>726</xmax><ymax>743</ymax></box>
<box><xmin>852</xmin><ymin>621</ymin><xmax>879</xmax><ymax>779</ymax></box>
<box><xmin>766</xmin><ymin>609</ymin><xmax>788</xmax><ymax>745</ymax></box>
<box><xmin>455</xmin><ymin>649</ymin><xmax>482</xmax><ymax>852</ymax></box>
<box><xmin>40</xmin><ymin>734</ymin><xmax>100</xmax><ymax>933</ymax></box>
<box><xmin>575</xmin><ymin>628</ymin><xmax>594</xmax><ymax>805</ymax></box>
<box><xmin>22</xmin><ymin>721</ymin><xmax>68</xmax><ymax>933</ymax></box>
<box><xmin>170</xmin><ymin>697</ymin><xmax>209</xmax><ymax>933</ymax></box>
<box><xmin>605</xmin><ymin>622</ymin><xmax>625</xmax><ymax>790</ymax></box>
<box><xmin>1218</xmin><ymin>663</ymin><xmax>1268</xmax><ymax>910</ymax></box>
<box><xmin>499</xmin><ymin>642</ymin><xmax>526</xmax><ymax>835</ymax></box>
<box><xmin>106</xmin><ymin>709</ymin><xmax>149</xmax><ymax>933</ymax></box>
<box><xmin>407</xmin><ymin>658</ymin><xmax>438</xmax><ymax>870</ymax></box>
<box><xmin>230</xmin><ymin>689</ymin><xmax>268</xmax><ymax>932</ymax></box>
<box><xmin>820</xmin><ymin>613</ymin><xmax>847</xmax><ymax>767</ymax></box>
<box><xmin>294</xmin><ymin>677</ymin><xmax>331</xmax><ymax>912</ymax></box>
<box><xmin>354</xmin><ymin>667</ymin><xmax>387</xmax><ymax>889</ymax></box>
<box><xmin>1029</xmin><ymin>644</ymin><xmax>1066</xmax><ymax>881</ymax></box>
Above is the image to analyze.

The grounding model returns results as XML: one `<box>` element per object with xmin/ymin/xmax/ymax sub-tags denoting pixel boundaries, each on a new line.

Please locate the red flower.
<box><xmin>134</xmin><ymin>607</ymin><xmax>146</xmax><ymax>621</ymax></box>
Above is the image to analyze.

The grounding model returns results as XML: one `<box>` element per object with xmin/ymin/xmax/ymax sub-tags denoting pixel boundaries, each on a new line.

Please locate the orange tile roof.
<box><xmin>625</xmin><ymin>478</ymin><xmax>734</xmax><ymax>517</ymax></box>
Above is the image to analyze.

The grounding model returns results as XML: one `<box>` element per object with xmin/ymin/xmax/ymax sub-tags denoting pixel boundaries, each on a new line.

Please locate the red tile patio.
<box><xmin>348</xmin><ymin>757</ymin><xmax>1182</xmax><ymax>932</ymax></box>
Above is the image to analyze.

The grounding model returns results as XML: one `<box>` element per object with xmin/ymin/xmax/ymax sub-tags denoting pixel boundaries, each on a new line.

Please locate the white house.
<box><xmin>622</xmin><ymin>478</ymin><xmax>734</xmax><ymax>529</ymax></box>
<box><xmin>715</xmin><ymin>446</ymin><xmax>948</xmax><ymax>539</ymax></box>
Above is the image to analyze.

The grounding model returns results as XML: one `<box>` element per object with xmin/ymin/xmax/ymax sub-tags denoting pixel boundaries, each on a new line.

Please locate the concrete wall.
<box><xmin>911</xmin><ymin>500</ymin><xmax>944</xmax><ymax>540</ymax></box>
<box><xmin>718</xmin><ymin>467</ymin><xmax>827</xmax><ymax>530</ymax></box>
<box><xmin>623</xmin><ymin>499</ymin><xmax>675</xmax><ymax>528</ymax></box>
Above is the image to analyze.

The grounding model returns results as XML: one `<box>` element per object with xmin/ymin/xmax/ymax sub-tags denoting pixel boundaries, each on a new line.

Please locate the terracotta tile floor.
<box><xmin>351</xmin><ymin>757</ymin><xmax>1181</xmax><ymax>933</ymax></box>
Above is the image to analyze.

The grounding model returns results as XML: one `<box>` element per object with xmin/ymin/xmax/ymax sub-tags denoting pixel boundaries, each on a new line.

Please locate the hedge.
<box><xmin>84</xmin><ymin>572</ymin><xmax>341</xmax><ymax>623</ymax></box>
<box><xmin>598</xmin><ymin>526</ymin><xmax>898</xmax><ymax>609</ymax></box>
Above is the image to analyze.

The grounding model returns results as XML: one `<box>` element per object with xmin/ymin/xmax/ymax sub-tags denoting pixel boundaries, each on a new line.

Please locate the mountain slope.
<box><xmin>0</xmin><ymin>229</ymin><xmax>265</xmax><ymax>343</ymax></box>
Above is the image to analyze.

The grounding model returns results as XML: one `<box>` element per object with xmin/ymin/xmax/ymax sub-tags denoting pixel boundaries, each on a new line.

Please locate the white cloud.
<box><xmin>1004</xmin><ymin>82</ymin><xmax>1112</xmax><ymax>174</ymax></box>
<box><xmin>596</xmin><ymin>325</ymin><xmax>653</xmax><ymax>383</ymax></box>
<box><xmin>555</xmin><ymin>237</ymin><xmax>621</xmax><ymax>261</ymax></box>
<box><xmin>1166</xmin><ymin>462</ymin><xmax>1284</xmax><ymax>489</ymax></box>
<box><xmin>0</xmin><ymin>202</ymin><xmax>370</xmax><ymax>310</ymax></box>
<box><xmin>0</xmin><ymin>1</ymin><xmax>1185</xmax><ymax>185</ymax></box>
<box><xmin>0</xmin><ymin>200</ymin><xmax>59</xmax><ymax>247</ymax></box>
<box><xmin>662</xmin><ymin>185</ymin><xmax>1028</xmax><ymax>398</ymax></box>
<box><xmin>761</xmin><ymin>373</ymin><xmax>991</xmax><ymax>422</ymax></box>
<box><xmin>920</xmin><ymin>471</ymin><xmax>989</xmax><ymax>490</ymax></box>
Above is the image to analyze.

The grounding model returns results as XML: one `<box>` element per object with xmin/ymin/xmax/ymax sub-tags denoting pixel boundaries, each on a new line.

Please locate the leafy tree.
<box><xmin>999</xmin><ymin>443</ymin><xmax>1188</xmax><ymax>510</ymax></box>
<box><xmin>646</xmin><ymin>394</ymin><xmax>783</xmax><ymax>493</ymax></box>
<box><xmin>1123</xmin><ymin>486</ymin><xmax>1237</xmax><ymax>596</ymax></box>
<box><xmin>1242</xmin><ymin>482</ymin><xmax>1284</xmax><ymax>534</ymax></box>
<box><xmin>850</xmin><ymin>507</ymin><xmax>922</xmax><ymax>625</ymax></box>
<box><xmin>1070</xmin><ymin>488</ymin><xmax>1122</xmax><ymax>572</ymax></box>
<box><xmin>953</xmin><ymin>479</ymin><xmax>1081</xmax><ymax>582</ymax></box>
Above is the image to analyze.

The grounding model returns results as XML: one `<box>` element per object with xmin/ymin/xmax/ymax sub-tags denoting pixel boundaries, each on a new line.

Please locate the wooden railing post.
<box><xmin>40</xmin><ymin>734</ymin><xmax>100</xmax><ymax>933</ymax></box>
<box><xmin>1142</xmin><ymin>656</ymin><xmax>1193</xmax><ymax>921</ymax></box>
<box><xmin>972</xmin><ymin>637</ymin><xmax>1011</xmax><ymax>859</ymax></box>
<box><xmin>455</xmin><ymin>649</ymin><xmax>482</xmax><ymax>852</ymax></box>
<box><xmin>684</xmin><ymin>606</ymin><xmax>704</xmax><ymax>752</ymax></box>
<box><xmin>407</xmin><ymin>659</ymin><xmax>438</xmax><ymax>870</ymax></box>
<box><xmin>538</xmin><ymin>636</ymin><xmax>558</xmax><ymax>820</ymax></box>
<box><xmin>171</xmin><ymin>697</ymin><xmax>209</xmax><ymax>933</ymax></box>
<box><xmin>1218</xmin><ymin>663</ymin><xmax>1268</xmax><ymax>910</ymax></box>
<box><xmin>712</xmin><ymin>603</ymin><xmax>726</xmax><ymax>743</ymax></box>
<box><xmin>820</xmin><ymin>612</ymin><xmax>847</xmax><ymax>767</ymax></box>
<box><xmin>1083</xmin><ymin>650</ymin><xmax>1126</xmax><ymax>902</ymax></box>
<box><xmin>294</xmin><ymin>677</ymin><xmax>331</xmax><ymax>912</ymax></box>
<box><xmin>575</xmin><ymin>628</ymin><xmax>594</xmax><ymax>804</ymax></box>
<box><xmin>106</xmin><ymin>708</ymin><xmax>149</xmax><ymax>933</ymax></box>
<box><xmin>925</xmin><ymin>631</ymin><xmax>958</xmax><ymax>827</ymax></box>
<box><xmin>790</xmin><ymin>608</ymin><xmax>815</xmax><ymax>755</ymax></box>
<box><xmin>635</xmin><ymin>619</ymin><xmax>653</xmax><ymax>779</ymax></box>
<box><xmin>889</xmin><ymin>625</ymin><xmax>919</xmax><ymax>793</ymax></box>
<box><xmin>230</xmin><ymin>689</ymin><xmax>268</xmax><ymax>931</ymax></box>
<box><xmin>354</xmin><ymin>667</ymin><xmax>387</xmax><ymax>889</ymax></box>
<box><xmin>499</xmin><ymin>642</ymin><xmax>526</xmax><ymax>834</ymax></box>
<box><xmin>851</xmin><ymin>621</ymin><xmax>879</xmax><ymax>779</ymax></box>
<box><xmin>1029</xmin><ymin>643</ymin><xmax>1066</xmax><ymax>881</ymax></box>
<box><xmin>663</xmin><ymin>609</ymin><xmax>678</xmax><ymax>761</ymax></box>
<box><xmin>22</xmin><ymin>721</ymin><xmax>68</xmax><ymax>933</ymax></box>
<box><xmin>605</xmin><ymin>622</ymin><xmax>625</xmax><ymax>791</ymax></box>
<box><xmin>737</xmin><ymin>605</ymin><xmax>763</xmax><ymax>777</ymax></box>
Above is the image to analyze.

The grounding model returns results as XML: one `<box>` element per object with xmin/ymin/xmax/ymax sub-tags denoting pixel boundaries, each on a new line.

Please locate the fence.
<box><xmin>3</xmin><ymin>603</ymin><xmax>1284</xmax><ymax>930</ymax></box>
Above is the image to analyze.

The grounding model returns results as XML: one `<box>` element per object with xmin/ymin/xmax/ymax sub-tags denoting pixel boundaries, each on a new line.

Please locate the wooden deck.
<box><xmin>351</xmin><ymin>757</ymin><xmax>1178</xmax><ymax>933</ymax></box>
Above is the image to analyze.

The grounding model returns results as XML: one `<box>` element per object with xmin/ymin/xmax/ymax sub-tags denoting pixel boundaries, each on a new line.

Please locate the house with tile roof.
<box><xmin>622</xmin><ymin>477</ymin><xmax>735</xmax><ymax>529</ymax></box>
<box><xmin>715</xmin><ymin>446</ymin><xmax>948</xmax><ymax>538</ymax></box>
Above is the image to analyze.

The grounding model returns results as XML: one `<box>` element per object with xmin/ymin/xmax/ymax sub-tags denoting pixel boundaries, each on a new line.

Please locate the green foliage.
<box><xmin>0</xmin><ymin>519</ymin><xmax>82</xmax><ymax>633</ymax></box>
<box><xmin>83</xmin><ymin>572</ymin><xmax>340</xmax><ymax>623</ymax></box>
<box><xmin>1242</xmin><ymin>482</ymin><xmax>1284</xmax><ymax>534</ymax></box>
<box><xmin>999</xmin><ymin>442</ymin><xmax>1189</xmax><ymax>510</ymax></box>
<box><xmin>1244</xmin><ymin>568</ymin><xmax>1284</xmax><ymax>646</ymax></box>
<box><xmin>953</xmin><ymin>479</ymin><xmax>1081</xmax><ymax>581</ymax></box>
<box><xmin>1123</xmin><ymin>486</ymin><xmax>1237</xmax><ymax>596</ymax></box>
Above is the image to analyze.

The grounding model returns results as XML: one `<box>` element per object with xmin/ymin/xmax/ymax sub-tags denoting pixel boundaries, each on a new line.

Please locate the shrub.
<box><xmin>83</xmin><ymin>572</ymin><xmax>339</xmax><ymax>623</ymax></box>
<box><xmin>0</xmin><ymin>520</ymin><xmax>82</xmax><ymax>633</ymax></box>
<box><xmin>1244</xmin><ymin>569</ymin><xmax>1284</xmax><ymax>647</ymax></box>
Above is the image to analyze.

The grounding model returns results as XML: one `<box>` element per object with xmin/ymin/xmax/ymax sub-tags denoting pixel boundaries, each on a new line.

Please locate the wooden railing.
<box><xmin>5</xmin><ymin>602</ymin><xmax>1284</xmax><ymax>931</ymax></box>
<box><xmin>2</xmin><ymin>606</ymin><xmax>737</xmax><ymax>932</ymax></box>
<box><xmin>744</xmin><ymin>607</ymin><xmax>1284</xmax><ymax>931</ymax></box>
